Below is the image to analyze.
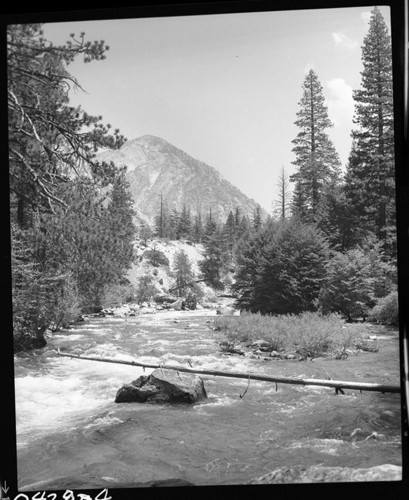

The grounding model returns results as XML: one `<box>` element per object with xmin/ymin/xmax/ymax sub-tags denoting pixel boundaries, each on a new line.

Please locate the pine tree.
<box><xmin>172</xmin><ymin>250</ymin><xmax>195</xmax><ymax>297</ymax></box>
<box><xmin>200</xmin><ymin>227</ymin><xmax>230</xmax><ymax>290</ymax></box>
<box><xmin>344</xmin><ymin>7</ymin><xmax>395</xmax><ymax>252</ymax></box>
<box><xmin>139</xmin><ymin>221</ymin><xmax>152</xmax><ymax>245</ymax></box>
<box><xmin>314</xmin><ymin>182</ymin><xmax>360</xmax><ymax>252</ymax></box>
<box><xmin>291</xmin><ymin>69</ymin><xmax>342</xmax><ymax>222</ymax></box>
<box><xmin>168</xmin><ymin>208</ymin><xmax>179</xmax><ymax>240</ymax></box>
<box><xmin>234</xmin><ymin>219</ymin><xmax>329</xmax><ymax>314</ymax></box>
<box><xmin>237</xmin><ymin>215</ymin><xmax>251</xmax><ymax>239</ymax></box>
<box><xmin>154</xmin><ymin>192</ymin><xmax>166</xmax><ymax>238</ymax></box>
<box><xmin>105</xmin><ymin>171</ymin><xmax>137</xmax><ymax>277</ymax></box>
<box><xmin>272</xmin><ymin>166</ymin><xmax>292</xmax><ymax>220</ymax></box>
<box><xmin>252</xmin><ymin>205</ymin><xmax>263</xmax><ymax>232</ymax></box>
<box><xmin>233</xmin><ymin>223</ymin><xmax>275</xmax><ymax>311</ymax></box>
<box><xmin>8</xmin><ymin>24</ymin><xmax>125</xmax><ymax>215</ymax></box>
<box><xmin>177</xmin><ymin>205</ymin><xmax>192</xmax><ymax>240</ymax></box>
<box><xmin>234</xmin><ymin>207</ymin><xmax>241</xmax><ymax>227</ymax></box>
<box><xmin>224</xmin><ymin>211</ymin><xmax>236</xmax><ymax>262</ymax></box>
<box><xmin>204</xmin><ymin>208</ymin><xmax>218</xmax><ymax>238</ymax></box>
<box><xmin>192</xmin><ymin>212</ymin><xmax>204</xmax><ymax>243</ymax></box>
<box><xmin>8</xmin><ymin>24</ymin><xmax>129</xmax><ymax>348</ymax></box>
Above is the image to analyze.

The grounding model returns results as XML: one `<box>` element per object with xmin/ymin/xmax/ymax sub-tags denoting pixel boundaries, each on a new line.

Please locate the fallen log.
<box><xmin>56</xmin><ymin>349</ymin><xmax>400</xmax><ymax>394</ymax></box>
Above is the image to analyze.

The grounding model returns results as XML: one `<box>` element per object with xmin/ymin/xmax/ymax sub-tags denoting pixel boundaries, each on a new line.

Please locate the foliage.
<box><xmin>154</xmin><ymin>197</ymin><xmax>194</xmax><ymax>241</ymax></box>
<box><xmin>223</xmin><ymin>210</ymin><xmax>237</xmax><ymax>262</ymax></box>
<box><xmin>172</xmin><ymin>250</ymin><xmax>195</xmax><ymax>297</ymax></box>
<box><xmin>232</xmin><ymin>222</ymin><xmax>273</xmax><ymax>311</ymax></box>
<box><xmin>185</xmin><ymin>291</ymin><xmax>199</xmax><ymax>310</ymax></box>
<box><xmin>290</xmin><ymin>69</ymin><xmax>342</xmax><ymax>222</ymax></box>
<box><xmin>101</xmin><ymin>281</ymin><xmax>136</xmax><ymax>308</ymax></box>
<box><xmin>214</xmin><ymin>312</ymin><xmax>357</xmax><ymax>359</ymax></box>
<box><xmin>192</xmin><ymin>212</ymin><xmax>204</xmax><ymax>243</ymax></box>
<box><xmin>139</xmin><ymin>221</ymin><xmax>153</xmax><ymax>245</ymax></box>
<box><xmin>199</xmin><ymin>226</ymin><xmax>230</xmax><ymax>290</ymax></box>
<box><xmin>368</xmin><ymin>290</ymin><xmax>399</xmax><ymax>326</ymax></box>
<box><xmin>143</xmin><ymin>247</ymin><xmax>170</xmax><ymax>267</ymax></box>
<box><xmin>344</xmin><ymin>7</ymin><xmax>395</xmax><ymax>251</ymax></box>
<box><xmin>252</xmin><ymin>205</ymin><xmax>263</xmax><ymax>231</ymax></box>
<box><xmin>8</xmin><ymin>24</ymin><xmax>136</xmax><ymax>348</ymax></box>
<box><xmin>8</xmin><ymin>24</ymin><xmax>125</xmax><ymax>212</ymax></box>
<box><xmin>234</xmin><ymin>218</ymin><xmax>329</xmax><ymax>315</ymax></box>
<box><xmin>314</xmin><ymin>182</ymin><xmax>361</xmax><ymax>252</ymax></box>
<box><xmin>135</xmin><ymin>274</ymin><xmax>159</xmax><ymax>304</ymax></box>
<box><xmin>318</xmin><ymin>241</ymin><xmax>395</xmax><ymax>321</ymax></box>
<box><xmin>177</xmin><ymin>205</ymin><xmax>192</xmax><ymax>239</ymax></box>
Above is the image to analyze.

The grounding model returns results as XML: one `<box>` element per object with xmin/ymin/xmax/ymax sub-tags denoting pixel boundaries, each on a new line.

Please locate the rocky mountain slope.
<box><xmin>97</xmin><ymin>135</ymin><xmax>266</xmax><ymax>225</ymax></box>
<box><xmin>127</xmin><ymin>238</ymin><xmax>223</xmax><ymax>306</ymax></box>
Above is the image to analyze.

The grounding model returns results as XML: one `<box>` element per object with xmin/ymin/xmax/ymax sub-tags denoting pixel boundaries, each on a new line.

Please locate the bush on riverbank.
<box><xmin>214</xmin><ymin>312</ymin><xmax>362</xmax><ymax>359</ymax></box>
<box><xmin>101</xmin><ymin>281</ymin><xmax>136</xmax><ymax>308</ymax></box>
<box><xmin>368</xmin><ymin>291</ymin><xmax>399</xmax><ymax>326</ymax></box>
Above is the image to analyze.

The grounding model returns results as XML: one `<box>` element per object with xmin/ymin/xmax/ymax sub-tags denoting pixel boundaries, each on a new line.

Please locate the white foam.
<box><xmin>286</xmin><ymin>438</ymin><xmax>345</xmax><ymax>455</ymax></box>
<box><xmin>194</xmin><ymin>394</ymin><xmax>238</xmax><ymax>411</ymax></box>
<box><xmin>14</xmin><ymin>351</ymin><xmax>154</xmax><ymax>441</ymax></box>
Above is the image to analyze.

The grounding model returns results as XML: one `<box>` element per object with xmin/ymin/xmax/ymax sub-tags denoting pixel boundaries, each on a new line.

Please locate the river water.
<box><xmin>14</xmin><ymin>310</ymin><xmax>402</xmax><ymax>489</ymax></box>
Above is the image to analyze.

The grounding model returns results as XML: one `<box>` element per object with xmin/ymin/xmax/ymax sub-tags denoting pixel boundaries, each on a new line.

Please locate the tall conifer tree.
<box><xmin>291</xmin><ymin>69</ymin><xmax>341</xmax><ymax>222</ymax></box>
<box><xmin>344</xmin><ymin>7</ymin><xmax>395</xmax><ymax>251</ymax></box>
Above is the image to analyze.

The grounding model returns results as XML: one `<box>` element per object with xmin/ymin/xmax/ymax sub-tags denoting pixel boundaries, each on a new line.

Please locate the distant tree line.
<box><xmin>139</xmin><ymin>199</ymin><xmax>266</xmax><ymax>291</ymax></box>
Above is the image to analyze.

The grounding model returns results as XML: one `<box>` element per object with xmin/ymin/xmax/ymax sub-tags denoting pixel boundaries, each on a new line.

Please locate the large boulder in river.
<box><xmin>115</xmin><ymin>368</ymin><xmax>207</xmax><ymax>404</ymax></box>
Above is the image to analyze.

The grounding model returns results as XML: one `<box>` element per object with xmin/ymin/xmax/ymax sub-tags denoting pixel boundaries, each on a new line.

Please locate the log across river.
<box><xmin>14</xmin><ymin>309</ymin><xmax>403</xmax><ymax>489</ymax></box>
<box><xmin>57</xmin><ymin>349</ymin><xmax>401</xmax><ymax>394</ymax></box>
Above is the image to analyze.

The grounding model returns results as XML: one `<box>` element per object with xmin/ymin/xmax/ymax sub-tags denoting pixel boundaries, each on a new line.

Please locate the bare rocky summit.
<box><xmin>97</xmin><ymin>135</ymin><xmax>265</xmax><ymax>224</ymax></box>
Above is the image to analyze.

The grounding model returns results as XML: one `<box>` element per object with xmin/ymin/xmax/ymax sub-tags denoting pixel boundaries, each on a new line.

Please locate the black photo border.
<box><xmin>1</xmin><ymin>1</ymin><xmax>408</xmax><ymax>499</ymax></box>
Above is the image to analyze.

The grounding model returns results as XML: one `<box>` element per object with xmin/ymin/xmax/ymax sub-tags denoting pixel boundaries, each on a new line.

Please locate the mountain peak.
<box><xmin>97</xmin><ymin>136</ymin><xmax>266</xmax><ymax>225</ymax></box>
<box><xmin>124</xmin><ymin>135</ymin><xmax>183</xmax><ymax>157</ymax></box>
<box><xmin>134</xmin><ymin>135</ymin><xmax>168</xmax><ymax>146</ymax></box>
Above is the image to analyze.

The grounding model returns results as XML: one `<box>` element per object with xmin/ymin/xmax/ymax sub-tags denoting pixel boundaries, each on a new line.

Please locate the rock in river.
<box><xmin>115</xmin><ymin>368</ymin><xmax>207</xmax><ymax>404</ymax></box>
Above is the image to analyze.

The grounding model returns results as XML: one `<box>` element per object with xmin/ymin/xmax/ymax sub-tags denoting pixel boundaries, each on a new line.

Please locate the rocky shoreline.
<box><xmin>15</xmin><ymin>299</ymin><xmax>382</xmax><ymax>362</ymax></box>
<box><xmin>217</xmin><ymin>335</ymin><xmax>381</xmax><ymax>363</ymax></box>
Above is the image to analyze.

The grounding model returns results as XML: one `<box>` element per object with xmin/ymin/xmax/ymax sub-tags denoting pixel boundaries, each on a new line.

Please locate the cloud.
<box><xmin>332</xmin><ymin>32</ymin><xmax>358</xmax><ymax>50</ymax></box>
<box><xmin>326</xmin><ymin>78</ymin><xmax>354</xmax><ymax>127</ymax></box>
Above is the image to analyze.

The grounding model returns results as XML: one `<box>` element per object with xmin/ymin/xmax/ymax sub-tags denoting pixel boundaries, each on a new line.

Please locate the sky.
<box><xmin>42</xmin><ymin>5</ymin><xmax>392</xmax><ymax>213</ymax></box>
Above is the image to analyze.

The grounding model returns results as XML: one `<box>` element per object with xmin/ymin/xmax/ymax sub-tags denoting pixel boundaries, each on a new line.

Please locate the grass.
<box><xmin>214</xmin><ymin>311</ymin><xmax>364</xmax><ymax>359</ymax></box>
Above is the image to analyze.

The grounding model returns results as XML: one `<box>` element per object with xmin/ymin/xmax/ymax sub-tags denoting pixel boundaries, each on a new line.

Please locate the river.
<box><xmin>13</xmin><ymin>309</ymin><xmax>402</xmax><ymax>489</ymax></box>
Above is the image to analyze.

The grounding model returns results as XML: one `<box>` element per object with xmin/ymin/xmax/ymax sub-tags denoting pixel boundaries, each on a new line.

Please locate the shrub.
<box><xmin>369</xmin><ymin>291</ymin><xmax>399</xmax><ymax>326</ymax></box>
<box><xmin>142</xmin><ymin>248</ymin><xmax>169</xmax><ymax>267</ymax></box>
<box><xmin>136</xmin><ymin>274</ymin><xmax>159</xmax><ymax>304</ymax></box>
<box><xmin>52</xmin><ymin>274</ymin><xmax>82</xmax><ymax>329</ymax></box>
<box><xmin>233</xmin><ymin>219</ymin><xmax>329</xmax><ymax>315</ymax></box>
<box><xmin>185</xmin><ymin>291</ymin><xmax>198</xmax><ymax>310</ymax></box>
<box><xmin>214</xmin><ymin>311</ymin><xmax>354</xmax><ymax>358</ymax></box>
<box><xmin>318</xmin><ymin>242</ymin><xmax>394</xmax><ymax>321</ymax></box>
<box><xmin>101</xmin><ymin>282</ymin><xmax>136</xmax><ymax>308</ymax></box>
